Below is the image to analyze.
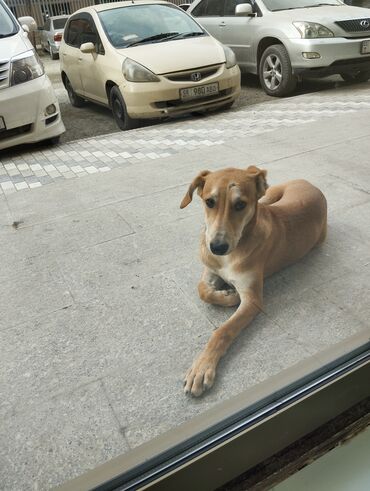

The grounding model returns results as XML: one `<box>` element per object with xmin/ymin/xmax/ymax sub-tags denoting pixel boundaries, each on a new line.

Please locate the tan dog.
<box><xmin>180</xmin><ymin>166</ymin><xmax>327</xmax><ymax>397</ymax></box>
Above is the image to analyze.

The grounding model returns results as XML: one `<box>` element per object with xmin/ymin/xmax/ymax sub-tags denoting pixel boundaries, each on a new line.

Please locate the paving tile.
<box><xmin>58</xmin><ymin>215</ymin><xmax>201</xmax><ymax>304</ymax></box>
<box><xmin>0</xmin><ymin>256</ymin><xmax>73</xmax><ymax>332</ymax></box>
<box><xmin>113</xmin><ymin>183</ymin><xmax>202</xmax><ymax>232</ymax></box>
<box><xmin>103</xmin><ymin>313</ymin><xmax>314</xmax><ymax>449</ymax></box>
<box><xmin>265</xmin><ymin>287</ymin><xmax>366</xmax><ymax>354</ymax></box>
<box><xmin>4</xmin><ymin>205</ymin><xmax>133</xmax><ymax>258</ymax></box>
<box><xmin>315</xmin><ymin>265</ymin><xmax>370</xmax><ymax>326</ymax></box>
<box><xmin>0</xmin><ymin>275</ymin><xmax>213</xmax><ymax>418</ymax></box>
<box><xmin>0</xmin><ymin>382</ymin><xmax>128</xmax><ymax>490</ymax></box>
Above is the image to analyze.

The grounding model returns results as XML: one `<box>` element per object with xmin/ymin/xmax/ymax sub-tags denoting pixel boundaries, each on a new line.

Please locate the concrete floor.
<box><xmin>1</xmin><ymin>84</ymin><xmax>370</xmax><ymax>489</ymax></box>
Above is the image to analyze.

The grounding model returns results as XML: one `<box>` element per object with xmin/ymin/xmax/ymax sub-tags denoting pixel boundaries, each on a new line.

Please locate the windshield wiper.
<box><xmin>125</xmin><ymin>32</ymin><xmax>179</xmax><ymax>47</ymax></box>
<box><xmin>304</xmin><ymin>3</ymin><xmax>340</xmax><ymax>6</ymax></box>
<box><xmin>166</xmin><ymin>31</ymin><xmax>205</xmax><ymax>40</ymax></box>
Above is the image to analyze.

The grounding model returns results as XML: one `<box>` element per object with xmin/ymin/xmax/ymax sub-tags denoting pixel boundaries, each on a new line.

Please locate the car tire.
<box><xmin>109</xmin><ymin>86</ymin><xmax>137</xmax><ymax>131</ymax></box>
<box><xmin>49</xmin><ymin>45</ymin><xmax>58</xmax><ymax>60</ymax></box>
<box><xmin>259</xmin><ymin>44</ymin><xmax>297</xmax><ymax>97</ymax></box>
<box><xmin>340</xmin><ymin>71</ymin><xmax>370</xmax><ymax>83</ymax></box>
<box><xmin>44</xmin><ymin>135</ymin><xmax>61</xmax><ymax>145</ymax></box>
<box><xmin>65</xmin><ymin>76</ymin><xmax>85</xmax><ymax>108</ymax></box>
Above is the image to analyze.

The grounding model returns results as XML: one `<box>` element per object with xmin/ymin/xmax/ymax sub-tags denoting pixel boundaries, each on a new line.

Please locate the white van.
<box><xmin>0</xmin><ymin>0</ymin><xmax>65</xmax><ymax>150</ymax></box>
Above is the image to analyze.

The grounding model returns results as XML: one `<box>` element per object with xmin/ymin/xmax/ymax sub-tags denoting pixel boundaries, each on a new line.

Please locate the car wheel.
<box><xmin>259</xmin><ymin>44</ymin><xmax>297</xmax><ymax>97</ymax></box>
<box><xmin>109</xmin><ymin>86</ymin><xmax>137</xmax><ymax>131</ymax></box>
<box><xmin>340</xmin><ymin>71</ymin><xmax>370</xmax><ymax>83</ymax></box>
<box><xmin>49</xmin><ymin>45</ymin><xmax>58</xmax><ymax>60</ymax></box>
<box><xmin>65</xmin><ymin>76</ymin><xmax>85</xmax><ymax>108</ymax></box>
<box><xmin>44</xmin><ymin>135</ymin><xmax>61</xmax><ymax>145</ymax></box>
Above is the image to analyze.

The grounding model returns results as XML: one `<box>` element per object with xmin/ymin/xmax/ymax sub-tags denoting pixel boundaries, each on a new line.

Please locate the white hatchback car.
<box><xmin>59</xmin><ymin>0</ymin><xmax>241</xmax><ymax>129</ymax></box>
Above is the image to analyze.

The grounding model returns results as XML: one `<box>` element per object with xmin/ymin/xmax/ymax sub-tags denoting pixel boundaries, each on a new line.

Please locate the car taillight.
<box><xmin>54</xmin><ymin>32</ymin><xmax>63</xmax><ymax>42</ymax></box>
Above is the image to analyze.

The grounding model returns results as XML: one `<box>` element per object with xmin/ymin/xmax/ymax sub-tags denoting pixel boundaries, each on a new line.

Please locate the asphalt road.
<box><xmin>40</xmin><ymin>52</ymin><xmax>351</xmax><ymax>144</ymax></box>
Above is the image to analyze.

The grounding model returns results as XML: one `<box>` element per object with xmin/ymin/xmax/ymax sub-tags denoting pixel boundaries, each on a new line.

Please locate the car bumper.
<box><xmin>0</xmin><ymin>74</ymin><xmax>65</xmax><ymax>151</ymax></box>
<box><xmin>51</xmin><ymin>41</ymin><xmax>61</xmax><ymax>53</ymax></box>
<box><xmin>286</xmin><ymin>37</ymin><xmax>370</xmax><ymax>76</ymax></box>
<box><xmin>120</xmin><ymin>64</ymin><xmax>241</xmax><ymax>119</ymax></box>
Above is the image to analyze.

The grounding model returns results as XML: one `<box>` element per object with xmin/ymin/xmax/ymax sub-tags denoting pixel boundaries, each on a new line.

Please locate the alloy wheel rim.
<box><xmin>263</xmin><ymin>54</ymin><xmax>282</xmax><ymax>90</ymax></box>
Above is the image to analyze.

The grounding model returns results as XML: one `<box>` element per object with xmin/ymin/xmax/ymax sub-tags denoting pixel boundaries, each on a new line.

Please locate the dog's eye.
<box><xmin>205</xmin><ymin>198</ymin><xmax>215</xmax><ymax>209</ymax></box>
<box><xmin>234</xmin><ymin>201</ymin><xmax>246</xmax><ymax>211</ymax></box>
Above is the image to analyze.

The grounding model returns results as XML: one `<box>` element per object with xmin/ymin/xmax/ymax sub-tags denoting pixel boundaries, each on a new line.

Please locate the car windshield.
<box><xmin>98</xmin><ymin>4</ymin><xmax>205</xmax><ymax>48</ymax></box>
<box><xmin>53</xmin><ymin>18</ymin><xmax>68</xmax><ymax>30</ymax></box>
<box><xmin>262</xmin><ymin>0</ymin><xmax>342</xmax><ymax>11</ymax></box>
<box><xmin>0</xmin><ymin>1</ymin><xmax>18</xmax><ymax>38</ymax></box>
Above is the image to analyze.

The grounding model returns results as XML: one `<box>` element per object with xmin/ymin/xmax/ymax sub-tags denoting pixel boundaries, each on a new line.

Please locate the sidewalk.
<box><xmin>1</xmin><ymin>85</ymin><xmax>370</xmax><ymax>490</ymax></box>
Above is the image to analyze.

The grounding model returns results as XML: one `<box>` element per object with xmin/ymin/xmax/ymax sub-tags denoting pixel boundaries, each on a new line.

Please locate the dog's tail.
<box><xmin>258</xmin><ymin>184</ymin><xmax>284</xmax><ymax>205</ymax></box>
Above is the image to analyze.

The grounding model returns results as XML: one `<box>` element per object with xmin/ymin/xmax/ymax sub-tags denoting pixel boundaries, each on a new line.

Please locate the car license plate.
<box><xmin>180</xmin><ymin>83</ymin><xmax>219</xmax><ymax>101</ymax></box>
<box><xmin>361</xmin><ymin>40</ymin><xmax>370</xmax><ymax>54</ymax></box>
<box><xmin>0</xmin><ymin>116</ymin><xmax>5</xmax><ymax>131</ymax></box>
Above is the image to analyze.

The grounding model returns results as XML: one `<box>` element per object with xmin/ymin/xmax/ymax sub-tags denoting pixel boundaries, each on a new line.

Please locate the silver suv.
<box><xmin>188</xmin><ymin>0</ymin><xmax>370</xmax><ymax>96</ymax></box>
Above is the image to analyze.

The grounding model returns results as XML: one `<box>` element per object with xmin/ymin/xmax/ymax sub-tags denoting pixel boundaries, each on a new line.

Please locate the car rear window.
<box><xmin>53</xmin><ymin>18</ymin><xmax>68</xmax><ymax>29</ymax></box>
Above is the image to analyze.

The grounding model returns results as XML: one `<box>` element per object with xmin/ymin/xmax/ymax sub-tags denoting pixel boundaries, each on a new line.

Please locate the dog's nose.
<box><xmin>210</xmin><ymin>241</ymin><xmax>229</xmax><ymax>255</ymax></box>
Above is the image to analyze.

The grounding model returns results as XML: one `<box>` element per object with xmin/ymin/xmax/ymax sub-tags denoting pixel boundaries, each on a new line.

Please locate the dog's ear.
<box><xmin>180</xmin><ymin>170</ymin><xmax>210</xmax><ymax>209</ymax></box>
<box><xmin>246</xmin><ymin>165</ymin><xmax>268</xmax><ymax>199</ymax></box>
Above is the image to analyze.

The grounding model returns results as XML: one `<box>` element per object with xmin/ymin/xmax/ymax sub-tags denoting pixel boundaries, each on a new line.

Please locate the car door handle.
<box><xmin>219</xmin><ymin>21</ymin><xmax>226</xmax><ymax>27</ymax></box>
<box><xmin>78</xmin><ymin>57</ymin><xmax>82</xmax><ymax>61</ymax></box>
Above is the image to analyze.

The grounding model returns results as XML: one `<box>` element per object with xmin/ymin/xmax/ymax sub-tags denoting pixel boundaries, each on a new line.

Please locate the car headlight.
<box><xmin>10</xmin><ymin>50</ymin><xmax>44</xmax><ymax>86</ymax></box>
<box><xmin>293</xmin><ymin>22</ymin><xmax>334</xmax><ymax>38</ymax></box>
<box><xmin>122</xmin><ymin>58</ymin><xmax>160</xmax><ymax>82</ymax></box>
<box><xmin>223</xmin><ymin>45</ymin><xmax>237</xmax><ymax>69</ymax></box>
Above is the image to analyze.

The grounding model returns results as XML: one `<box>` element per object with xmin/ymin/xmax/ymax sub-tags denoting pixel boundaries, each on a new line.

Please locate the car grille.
<box><xmin>0</xmin><ymin>123</ymin><xmax>32</xmax><ymax>141</ymax></box>
<box><xmin>331</xmin><ymin>56</ymin><xmax>370</xmax><ymax>66</ymax></box>
<box><xmin>0</xmin><ymin>59</ymin><xmax>10</xmax><ymax>89</ymax></box>
<box><xmin>335</xmin><ymin>18</ymin><xmax>370</xmax><ymax>33</ymax></box>
<box><xmin>164</xmin><ymin>64</ymin><xmax>222</xmax><ymax>82</ymax></box>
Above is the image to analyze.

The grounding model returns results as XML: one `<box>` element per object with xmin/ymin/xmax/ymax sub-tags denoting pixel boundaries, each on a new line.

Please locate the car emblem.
<box><xmin>190</xmin><ymin>72</ymin><xmax>202</xmax><ymax>82</ymax></box>
<box><xmin>360</xmin><ymin>19</ymin><xmax>370</xmax><ymax>28</ymax></box>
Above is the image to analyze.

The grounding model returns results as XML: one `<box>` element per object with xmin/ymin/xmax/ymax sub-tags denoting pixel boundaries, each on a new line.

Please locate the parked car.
<box><xmin>0</xmin><ymin>0</ymin><xmax>65</xmax><ymax>151</ymax></box>
<box><xmin>188</xmin><ymin>0</ymin><xmax>370</xmax><ymax>96</ymax></box>
<box><xmin>39</xmin><ymin>15</ymin><xmax>69</xmax><ymax>59</ymax></box>
<box><xmin>59</xmin><ymin>0</ymin><xmax>240</xmax><ymax>130</ymax></box>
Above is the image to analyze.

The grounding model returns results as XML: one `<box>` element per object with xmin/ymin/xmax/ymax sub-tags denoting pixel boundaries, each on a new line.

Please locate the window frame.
<box><xmin>56</xmin><ymin>329</ymin><xmax>370</xmax><ymax>491</ymax></box>
<box><xmin>64</xmin><ymin>13</ymin><xmax>105</xmax><ymax>55</ymax></box>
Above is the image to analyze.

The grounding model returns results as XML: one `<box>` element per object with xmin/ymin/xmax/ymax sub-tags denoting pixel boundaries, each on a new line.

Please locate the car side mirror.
<box><xmin>235</xmin><ymin>3</ymin><xmax>254</xmax><ymax>16</ymax></box>
<box><xmin>18</xmin><ymin>16</ymin><xmax>37</xmax><ymax>32</ymax></box>
<box><xmin>80</xmin><ymin>42</ymin><xmax>96</xmax><ymax>54</ymax></box>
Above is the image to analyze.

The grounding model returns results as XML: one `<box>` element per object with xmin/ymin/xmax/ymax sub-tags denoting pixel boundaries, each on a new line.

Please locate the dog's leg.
<box><xmin>198</xmin><ymin>268</ymin><xmax>240</xmax><ymax>307</ymax></box>
<box><xmin>185</xmin><ymin>280</ymin><xmax>262</xmax><ymax>397</ymax></box>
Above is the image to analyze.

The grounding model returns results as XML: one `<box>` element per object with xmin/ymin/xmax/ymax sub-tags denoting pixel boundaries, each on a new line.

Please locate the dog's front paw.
<box><xmin>184</xmin><ymin>355</ymin><xmax>216</xmax><ymax>397</ymax></box>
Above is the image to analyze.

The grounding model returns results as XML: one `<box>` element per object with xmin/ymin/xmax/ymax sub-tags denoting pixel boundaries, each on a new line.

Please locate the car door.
<box><xmin>190</xmin><ymin>0</ymin><xmax>226</xmax><ymax>42</ymax></box>
<box><xmin>220</xmin><ymin>0</ymin><xmax>257</xmax><ymax>70</ymax></box>
<box><xmin>61</xmin><ymin>16</ymin><xmax>85</xmax><ymax>94</ymax></box>
<box><xmin>76</xmin><ymin>13</ymin><xmax>107</xmax><ymax>104</ymax></box>
<box><xmin>191</xmin><ymin>0</ymin><xmax>258</xmax><ymax>71</ymax></box>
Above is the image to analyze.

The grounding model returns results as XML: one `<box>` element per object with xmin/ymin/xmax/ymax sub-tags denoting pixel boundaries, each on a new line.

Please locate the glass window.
<box><xmin>192</xmin><ymin>0</ymin><xmax>225</xmax><ymax>16</ymax></box>
<box><xmin>53</xmin><ymin>18</ymin><xmax>68</xmax><ymax>30</ymax></box>
<box><xmin>0</xmin><ymin>1</ymin><xmax>18</xmax><ymax>37</ymax></box>
<box><xmin>262</xmin><ymin>0</ymin><xmax>341</xmax><ymax>11</ymax></box>
<box><xmin>65</xmin><ymin>16</ymin><xmax>103</xmax><ymax>52</ymax></box>
<box><xmin>98</xmin><ymin>4</ymin><xmax>204</xmax><ymax>48</ymax></box>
